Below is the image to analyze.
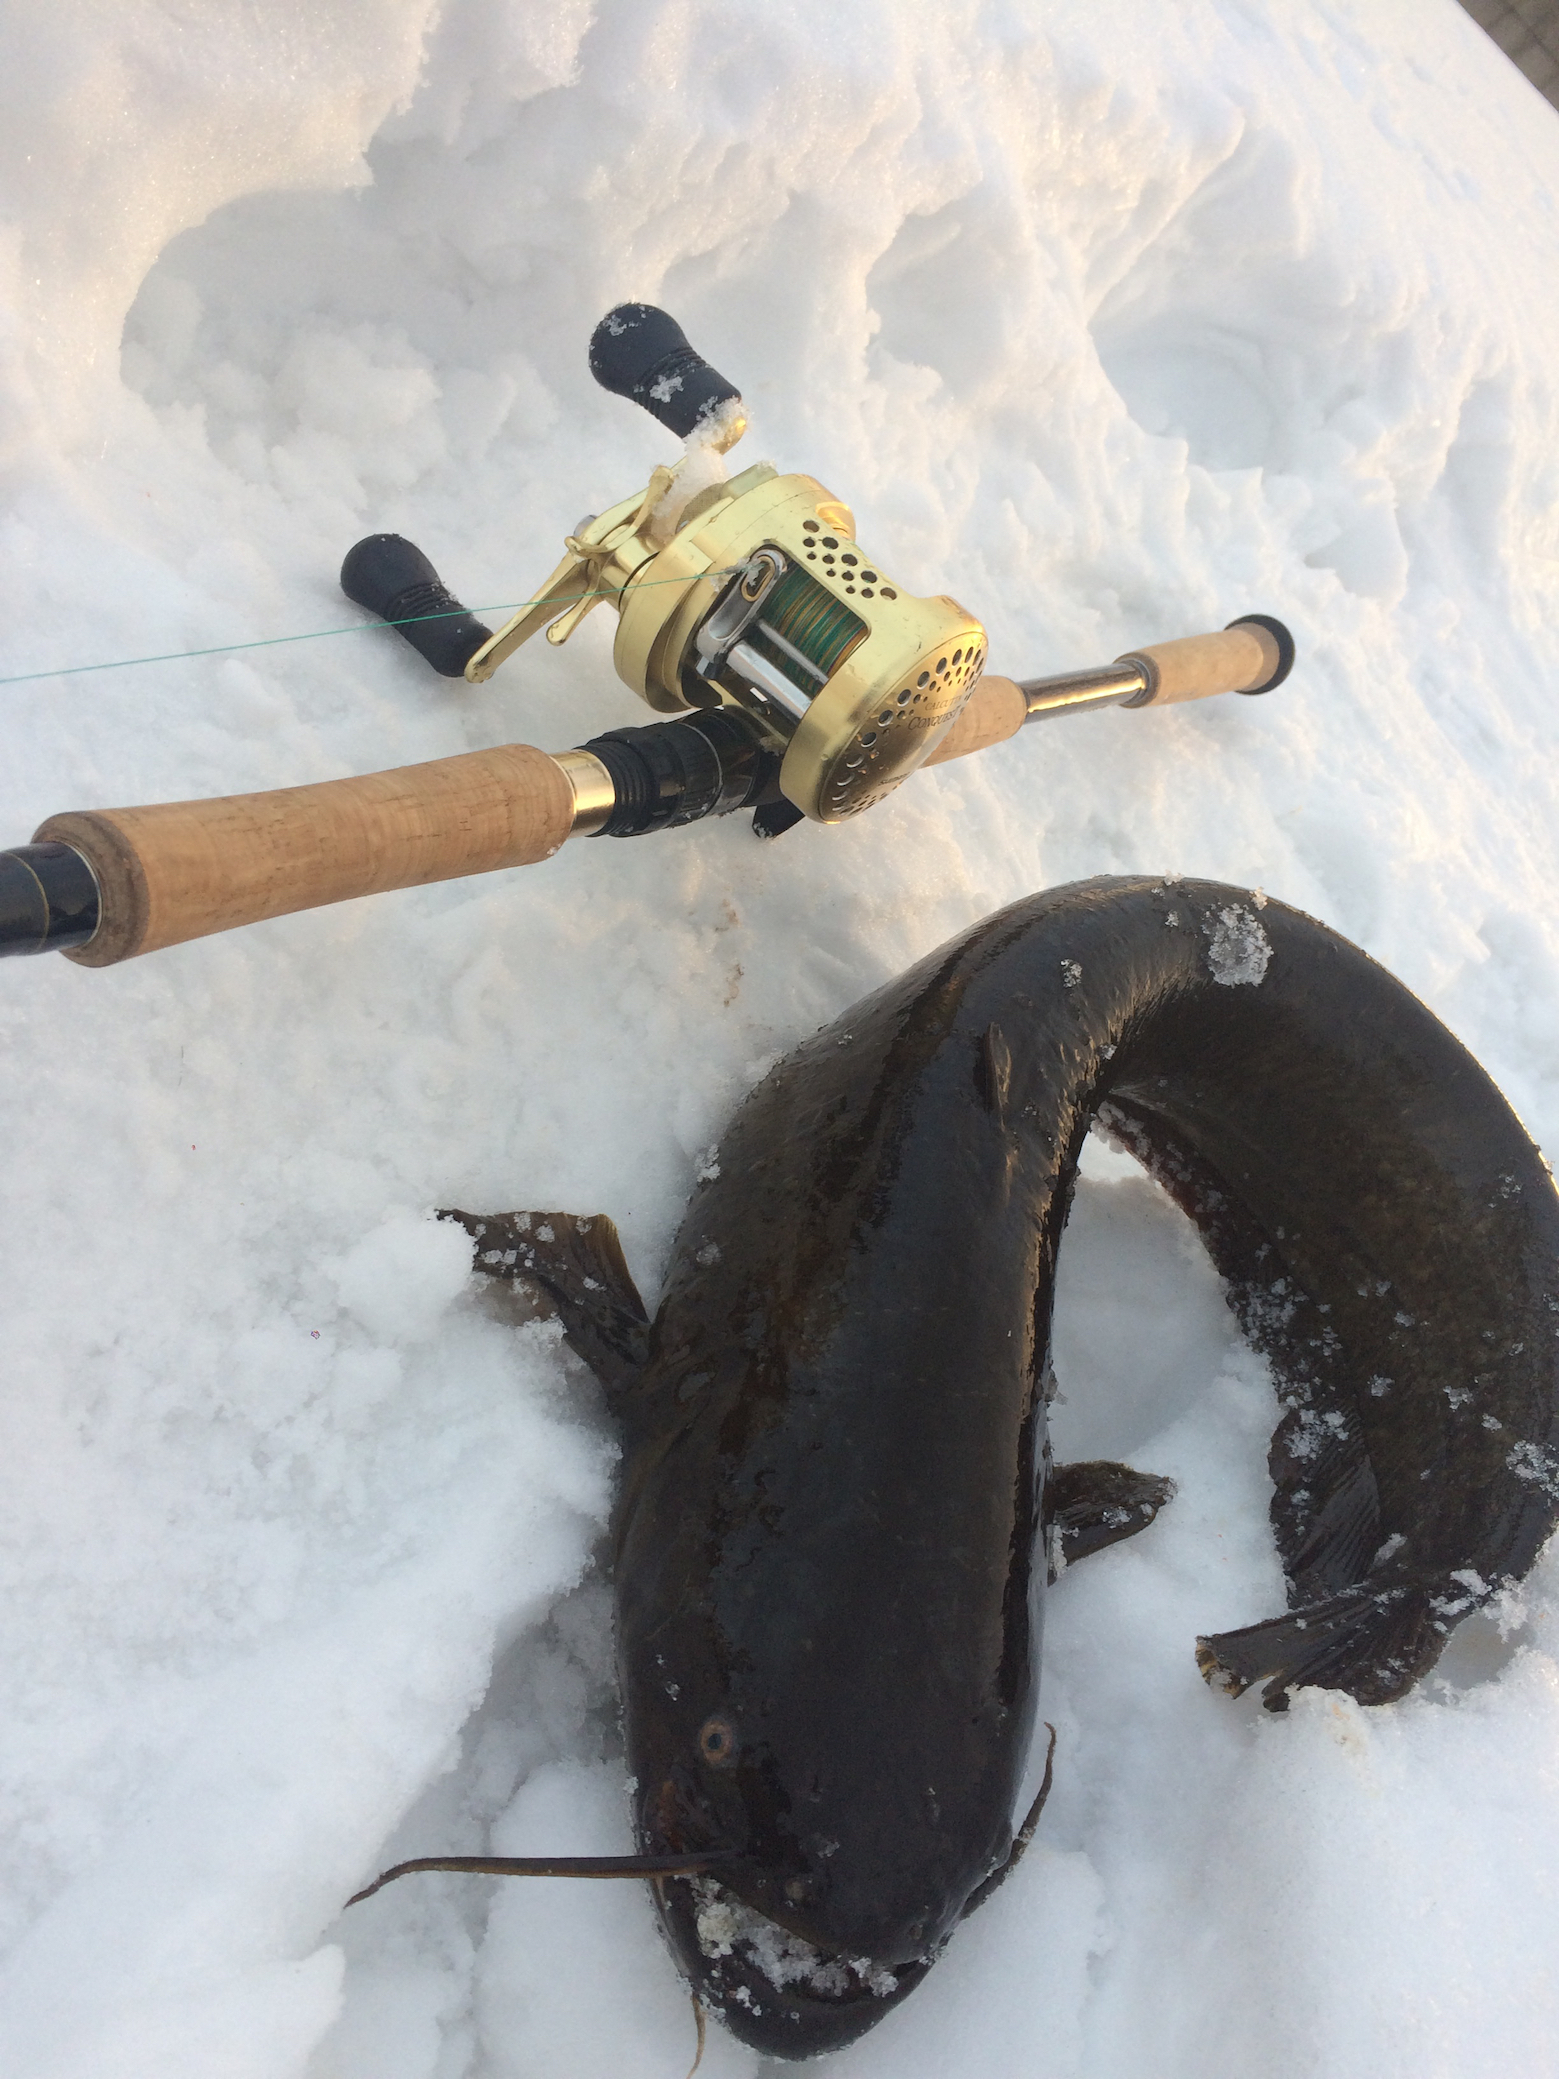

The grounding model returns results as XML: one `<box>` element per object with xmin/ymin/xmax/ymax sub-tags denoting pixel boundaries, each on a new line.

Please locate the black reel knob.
<box><xmin>588</xmin><ymin>305</ymin><xmax>742</xmax><ymax>442</ymax></box>
<box><xmin>340</xmin><ymin>534</ymin><xmax>493</xmax><ymax>679</ymax></box>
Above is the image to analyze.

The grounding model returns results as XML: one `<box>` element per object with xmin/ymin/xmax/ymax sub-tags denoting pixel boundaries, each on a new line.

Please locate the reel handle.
<box><xmin>587</xmin><ymin>304</ymin><xmax>745</xmax><ymax>446</ymax></box>
<box><xmin>340</xmin><ymin>534</ymin><xmax>493</xmax><ymax>679</ymax></box>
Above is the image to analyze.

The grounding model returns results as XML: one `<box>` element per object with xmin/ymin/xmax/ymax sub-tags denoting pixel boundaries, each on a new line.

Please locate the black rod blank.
<box><xmin>0</xmin><ymin>843</ymin><xmax>99</xmax><ymax>957</ymax></box>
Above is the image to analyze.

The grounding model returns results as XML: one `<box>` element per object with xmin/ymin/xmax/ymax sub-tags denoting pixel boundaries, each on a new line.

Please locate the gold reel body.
<box><xmin>618</xmin><ymin>471</ymin><xmax>986</xmax><ymax>823</ymax></box>
<box><xmin>475</xmin><ymin>464</ymin><xmax>988</xmax><ymax>826</ymax></box>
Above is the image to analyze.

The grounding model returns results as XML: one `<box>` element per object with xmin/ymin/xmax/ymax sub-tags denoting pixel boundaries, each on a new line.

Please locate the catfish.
<box><xmin>363</xmin><ymin>877</ymin><xmax>1559</xmax><ymax>2060</ymax></box>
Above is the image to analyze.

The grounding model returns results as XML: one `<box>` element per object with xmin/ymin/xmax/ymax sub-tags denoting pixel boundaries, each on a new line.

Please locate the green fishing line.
<box><xmin>759</xmin><ymin>565</ymin><xmax>867</xmax><ymax>679</ymax></box>
<box><xmin>0</xmin><ymin>569</ymin><xmax>722</xmax><ymax>690</ymax></box>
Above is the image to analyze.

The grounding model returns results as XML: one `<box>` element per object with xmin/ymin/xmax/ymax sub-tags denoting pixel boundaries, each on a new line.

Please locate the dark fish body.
<box><xmin>459</xmin><ymin>875</ymin><xmax>1559</xmax><ymax>2058</ymax></box>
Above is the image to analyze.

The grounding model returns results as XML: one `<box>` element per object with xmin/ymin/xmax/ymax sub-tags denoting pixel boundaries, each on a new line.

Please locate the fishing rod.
<box><xmin>0</xmin><ymin>305</ymin><xmax>1292</xmax><ymax>968</ymax></box>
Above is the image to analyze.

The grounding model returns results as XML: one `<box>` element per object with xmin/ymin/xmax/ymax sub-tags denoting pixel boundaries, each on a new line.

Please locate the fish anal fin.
<box><xmin>440</xmin><ymin>1208</ymin><xmax>649</xmax><ymax>1400</ymax></box>
<box><xmin>1045</xmin><ymin>1459</ymin><xmax>1177</xmax><ymax>1580</ymax></box>
<box><xmin>1273</xmin><ymin>1436</ymin><xmax>1382</xmax><ymax>1601</ymax></box>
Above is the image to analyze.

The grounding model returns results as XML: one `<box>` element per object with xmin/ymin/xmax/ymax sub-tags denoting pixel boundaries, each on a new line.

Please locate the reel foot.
<box><xmin>752</xmin><ymin>799</ymin><xmax>805</xmax><ymax>840</ymax></box>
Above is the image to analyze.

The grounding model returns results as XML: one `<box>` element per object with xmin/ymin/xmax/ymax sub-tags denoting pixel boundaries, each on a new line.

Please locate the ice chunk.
<box><xmin>1204</xmin><ymin>905</ymin><xmax>1273</xmax><ymax>987</ymax></box>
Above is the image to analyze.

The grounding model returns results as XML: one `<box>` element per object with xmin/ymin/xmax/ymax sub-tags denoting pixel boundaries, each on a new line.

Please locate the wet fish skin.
<box><xmin>462</xmin><ymin>875</ymin><xmax>1559</xmax><ymax>2058</ymax></box>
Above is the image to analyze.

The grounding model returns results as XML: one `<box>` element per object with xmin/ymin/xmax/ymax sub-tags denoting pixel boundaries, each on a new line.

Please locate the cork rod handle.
<box><xmin>926</xmin><ymin>614</ymin><xmax>1293</xmax><ymax>766</ymax></box>
<box><xmin>36</xmin><ymin>741</ymin><xmax>577</xmax><ymax>967</ymax></box>
<box><xmin>1123</xmin><ymin>618</ymin><xmax>1287</xmax><ymax>706</ymax></box>
<box><xmin>923</xmin><ymin>677</ymin><xmax>1028</xmax><ymax>766</ymax></box>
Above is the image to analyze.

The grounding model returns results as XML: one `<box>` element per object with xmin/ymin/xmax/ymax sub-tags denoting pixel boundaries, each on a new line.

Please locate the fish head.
<box><xmin>626</xmin><ymin>1711</ymin><xmax>941</xmax><ymax>2055</ymax></box>
<box><xmin>622</xmin><ymin>1623</ymin><xmax>1025</xmax><ymax>2056</ymax></box>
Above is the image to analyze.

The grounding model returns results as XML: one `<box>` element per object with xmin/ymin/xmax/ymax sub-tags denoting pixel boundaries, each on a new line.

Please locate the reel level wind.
<box><xmin>0</xmin><ymin>305</ymin><xmax>1293</xmax><ymax>966</ymax></box>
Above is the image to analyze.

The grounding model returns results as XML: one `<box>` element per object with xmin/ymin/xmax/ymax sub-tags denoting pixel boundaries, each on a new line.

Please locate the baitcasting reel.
<box><xmin>0</xmin><ymin>306</ymin><xmax>1293</xmax><ymax>967</ymax></box>
<box><xmin>341</xmin><ymin>304</ymin><xmax>996</xmax><ymax>839</ymax></box>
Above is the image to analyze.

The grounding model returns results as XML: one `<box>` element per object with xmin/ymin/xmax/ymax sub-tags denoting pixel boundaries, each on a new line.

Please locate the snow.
<box><xmin>688</xmin><ymin>1878</ymin><xmax>901</xmax><ymax>2002</ymax></box>
<box><xmin>1203</xmin><ymin>901</ymin><xmax>1272</xmax><ymax>983</ymax></box>
<box><xmin>3</xmin><ymin>0</ymin><xmax>1559</xmax><ymax>2074</ymax></box>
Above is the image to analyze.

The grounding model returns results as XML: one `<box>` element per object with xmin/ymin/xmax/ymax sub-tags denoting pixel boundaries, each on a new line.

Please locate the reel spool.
<box><xmin>343</xmin><ymin>305</ymin><xmax>987</xmax><ymax>828</ymax></box>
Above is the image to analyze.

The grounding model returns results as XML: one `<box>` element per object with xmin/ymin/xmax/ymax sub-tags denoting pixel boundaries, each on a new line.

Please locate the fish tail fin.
<box><xmin>1197</xmin><ymin>1576</ymin><xmax>1457</xmax><ymax>1711</ymax></box>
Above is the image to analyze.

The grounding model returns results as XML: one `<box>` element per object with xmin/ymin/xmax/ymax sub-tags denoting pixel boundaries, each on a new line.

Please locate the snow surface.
<box><xmin>4</xmin><ymin>1</ymin><xmax>1559</xmax><ymax>2073</ymax></box>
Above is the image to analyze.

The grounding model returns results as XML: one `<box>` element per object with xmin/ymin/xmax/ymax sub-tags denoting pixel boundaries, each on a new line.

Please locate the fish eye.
<box><xmin>697</xmin><ymin>1715</ymin><xmax>738</xmax><ymax>1768</ymax></box>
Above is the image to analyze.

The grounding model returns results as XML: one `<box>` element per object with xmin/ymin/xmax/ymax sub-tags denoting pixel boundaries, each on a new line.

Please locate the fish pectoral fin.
<box><xmin>1045</xmin><ymin>1459</ymin><xmax>1177</xmax><ymax>1579</ymax></box>
<box><xmin>440</xmin><ymin>1208</ymin><xmax>650</xmax><ymax>1400</ymax></box>
<box><xmin>1275</xmin><ymin>1442</ymin><xmax>1382</xmax><ymax>1601</ymax></box>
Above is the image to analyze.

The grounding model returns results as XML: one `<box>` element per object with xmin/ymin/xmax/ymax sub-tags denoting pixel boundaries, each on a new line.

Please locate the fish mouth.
<box><xmin>656</xmin><ymin>1871</ymin><xmax>931</xmax><ymax>2058</ymax></box>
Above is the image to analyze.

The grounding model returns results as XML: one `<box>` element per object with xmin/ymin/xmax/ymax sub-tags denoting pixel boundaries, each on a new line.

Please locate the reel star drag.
<box><xmin>0</xmin><ymin>305</ymin><xmax>1291</xmax><ymax>966</ymax></box>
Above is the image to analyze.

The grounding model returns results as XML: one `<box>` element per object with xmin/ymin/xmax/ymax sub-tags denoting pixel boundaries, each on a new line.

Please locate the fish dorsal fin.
<box><xmin>440</xmin><ymin>1208</ymin><xmax>650</xmax><ymax>1399</ymax></box>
